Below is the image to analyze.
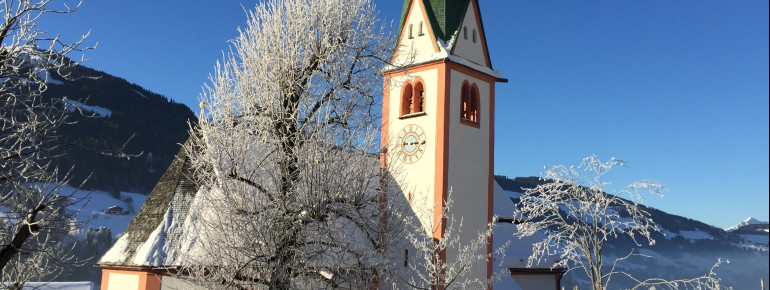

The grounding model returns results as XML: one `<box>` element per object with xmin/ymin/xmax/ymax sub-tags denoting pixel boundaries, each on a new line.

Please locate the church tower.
<box><xmin>382</xmin><ymin>0</ymin><xmax>506</xmax><ymax>286</ymax></box>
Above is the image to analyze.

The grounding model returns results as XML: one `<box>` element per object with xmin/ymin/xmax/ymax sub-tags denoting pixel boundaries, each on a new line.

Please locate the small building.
<box><xmin>105</xmin><ymin>206</ymin><xmax>125</xmax><ymax>215</ymax></box>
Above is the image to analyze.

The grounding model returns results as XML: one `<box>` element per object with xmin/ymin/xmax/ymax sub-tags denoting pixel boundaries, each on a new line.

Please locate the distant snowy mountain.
<box><xmin>726</xmin><ymin>217</ymin><xmax>768</xmax><ymax>232</ymax></box>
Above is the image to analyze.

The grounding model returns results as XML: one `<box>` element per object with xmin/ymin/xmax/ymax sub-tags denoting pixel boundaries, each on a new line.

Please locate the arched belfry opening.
<box><xmin>400</xmin><ymin>78</ymin><xmax>426</xmax><ymax>116</ymax></box>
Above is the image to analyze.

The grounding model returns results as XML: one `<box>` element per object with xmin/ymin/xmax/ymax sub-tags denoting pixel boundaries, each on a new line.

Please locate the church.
<box><xmin>97</xmin><ymin>0</ymin><xmax>562</xmax><ymax>289</ymax></box>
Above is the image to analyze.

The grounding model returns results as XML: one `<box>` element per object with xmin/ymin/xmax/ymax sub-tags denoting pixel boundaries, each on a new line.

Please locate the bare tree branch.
<box><xmin>0</xmin><ymin>0</ymin><xmax>97</xmax><ymax>285</ymax></box>
<box><xmin>172</xmin><ymin>0</ymin><xmax>400</xmax><ymax>289</ymax></box>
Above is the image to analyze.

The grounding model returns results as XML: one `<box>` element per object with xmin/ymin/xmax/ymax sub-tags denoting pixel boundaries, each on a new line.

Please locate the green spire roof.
<box><xmin>399</xmin><ymin>0</ymin><xmax>471</xmax><ymax>42</ymax></box>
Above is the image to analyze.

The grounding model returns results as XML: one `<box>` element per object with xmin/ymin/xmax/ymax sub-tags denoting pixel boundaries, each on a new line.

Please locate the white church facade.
<box><xmin>97</xmin><ymin>1</ymin><xmax>563</xmax><ymax>289</ymax></box>
<box><xmin>382</xmin><ymin>0</ymin><xmax>503</xmax><ymax>284</ymax></box>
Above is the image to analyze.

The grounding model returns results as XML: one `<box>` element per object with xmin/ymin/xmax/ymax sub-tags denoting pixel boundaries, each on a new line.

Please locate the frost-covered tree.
<box><xmin>514</xmin><ymin>155</ymin><xmax>728</xmax><ymax>290</ymax></box>
<box><xmin>177</xmin><ymin>0</ymin><xmax>396</xmax><ymax>288</ymax></box>
<box><xmin>0</xmin><ymin>0</ymin><xmax>94</xmax><ymax>286</ymax></box>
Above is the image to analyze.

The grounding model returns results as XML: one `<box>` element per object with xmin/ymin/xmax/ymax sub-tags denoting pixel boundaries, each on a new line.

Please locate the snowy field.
<box><xmin>16</xmin><ymin>282</ymin><xmax>93</xmax><ymax>290</ymax></box>
<box><xmin>741</xmin><ymin>234</ymin><xmax>770</xmax><ymax>245</ymax></box>
<box><xmin>62</xmin><ymin>99</ymin><xmax>112</xmax><ymax>117</ymax></box>
<box><xmin>61</xmin><ymin>185</ymin><xmax>148</xmax><ymax>239</ymax></box>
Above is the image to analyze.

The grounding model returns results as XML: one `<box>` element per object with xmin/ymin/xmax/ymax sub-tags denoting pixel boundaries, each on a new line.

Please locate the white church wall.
<box><xmin>106</xmin><ymin>273</ymin><xmax>139</xmax><ymax>290</ymax></box>
<box><xmin>444</xmin><ymin>68</ymin><xmax>493</xmax><ymax>283</ymax></box>
<box><xmin>392</xmin><ymin>0</ymin><xmax>440</xmax><ymax>65</ymax></box>
<box><xmin>387</xmin><ymin>67</ymin><xmax>440</xmax><ymax>233</ymax></box>
<box><xmin>451</xmin><ymin>1</ymin><xmax>488</xmax><ymax>67</ymax></box>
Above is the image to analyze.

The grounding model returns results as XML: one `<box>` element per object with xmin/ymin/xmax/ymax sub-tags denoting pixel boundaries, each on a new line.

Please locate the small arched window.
<box><xmin>418</xmin><ymin>22</ymin><xmax>424</xmax><ymax>36</ymax></box>
<box><xmin>401</xmin><ymin>82</ymin><xmax>413</xmax><ymax>116</ymax></box>
<box><xmin>460</xmin><ymin>81</ymin><xmax>470</xmax><ymax>120</ymax></box>
<box><xmin>460</xmin><ymin>81</ymin><xmax>480</xmax><ymax>126</ymax></box>
<box><xmin>413</xmin><ymin>81</ymin><xmax>425</xmax><ymax>113</ymax></box>
<box><xmin>469</xmin><ymin>84</ymin><xmax>480</xmax><ymax>122</ymax></box>
<box><xmin>472</xmin><ymin>29</ymin><xmax>477</xmax><ymax>43</ymax></box>
<box><xmin>408</xmin><ymin>24</ymin><xmax>414</xmax><ymax>39</ymax></box>
<box><xmin>401</xmin><ymin>79</ymin><xmax>425</xmax><ymax>117</ymax></box>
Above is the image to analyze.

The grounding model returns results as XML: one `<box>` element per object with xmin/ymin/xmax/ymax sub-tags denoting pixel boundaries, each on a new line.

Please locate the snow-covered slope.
<box><xmin>62</xmin><ymin>185</ymin><xmax>148</xmax><ymax>239</ymax></box>
<box><xmin>62</xmin><ymin>99</ymin><xmax>112</xmax><ymax>117</ymax></box>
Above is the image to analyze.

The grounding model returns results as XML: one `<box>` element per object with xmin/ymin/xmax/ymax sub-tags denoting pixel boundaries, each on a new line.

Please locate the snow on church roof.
<box><xmin>382</xmin><ymin>41</ymin><xmax>505</xmax><ymax>81</ymax></box>
<box><xmin>99</xmin><ymin>135</ymin><xmax>382</xmax><ymax>268</ymax></box>
<box><xmin>99</xmin><ymin>140</ymin><xmax>558</xmax><ymax>269</ymax></box>
<box><xmin>493</xmin><ymin>181</ymin><xmax>518</xmax><ymax>220</ymax></box>
<box><xmin>99</xmin><ymin>136</ymin><xmax>199</xmax><ymax>267</ymax></box>
<box><xmin>99</xmin><ymin>135</ymin><xmax>552</xmax><ymax>272</ymax></box>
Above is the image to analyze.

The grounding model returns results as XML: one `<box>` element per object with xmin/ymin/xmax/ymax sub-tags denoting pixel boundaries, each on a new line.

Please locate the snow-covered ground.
<box><xmin>18</xmin><ymin>282</ymin><xmax>93</xmax><ymax>290</ymax></box>
<box><xmin>635</xmin><ymin>248</ymin><xmax>677</xmax><ymax>266</ymax></box>
<box><xmin>678</xmin><ymin>230</ymin><xmax>715</xmax><ymax>241</ymax></box>
<box><xmin>63</xmin><ymin>185</ymin><xmax>148</xmax><ymax>239</ymax></box>
<box><xmin>62</xmin><ymin>99</ymin><xmax>112</xmax><ymax>117</ymax></box>
<box><xmin>39</xmin><ymin>69</ymin><xmax>64</xmax><ymax>85</ymax></box>
<box><xmin>1</xmin><ymin>185</ymin><xmax>146</xmax><ymax>240</ymax></box>
<box><xmin>741</xmin><ymin>234</ymin><xmax>770</xmax><ymax>245</ymax></box>
<box><xmin>132</xmin><ymin>89</ymin><xmax>148</xmax><ymax>99</ymax></box>
<box><xmin>659</xmin><ymin>227</ymin><xmax>715</xmax><ymax>243</ymax></box>
<box><xmin>734</xmin><ymin>234</ymin><xmax>769</xmax><ymax>252</ymax></box>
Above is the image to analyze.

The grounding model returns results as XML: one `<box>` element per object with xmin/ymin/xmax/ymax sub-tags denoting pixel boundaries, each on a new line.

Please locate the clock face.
<box><xmin>396</xmin><ymin>124</ymin><xmax>426</xmax><ymax>164</ymax></box>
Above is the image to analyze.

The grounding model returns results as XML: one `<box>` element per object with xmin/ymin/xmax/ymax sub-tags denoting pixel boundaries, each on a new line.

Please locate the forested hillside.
<box><xmin>43</xmin><ymin>64</ymin><xmax>196</xmax><ymax>193</ymax></box>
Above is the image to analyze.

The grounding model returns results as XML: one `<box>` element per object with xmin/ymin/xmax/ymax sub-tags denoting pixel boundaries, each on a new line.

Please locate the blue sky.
<box><xmin>37</xmin><ymin>0</ymin><xmax>768</xmax><ymax>229</ymax></box>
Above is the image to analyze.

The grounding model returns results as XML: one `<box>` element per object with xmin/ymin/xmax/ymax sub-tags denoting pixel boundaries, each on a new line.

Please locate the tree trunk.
<box><xmin>271</xmin><ymin>89</ymin><xmax>301</xmax><ymax>289</ymax></box>
<box><xmin>0</xmin><ymin>204</ymin><xmax>44</xmax><ymax>271</ymax></box>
